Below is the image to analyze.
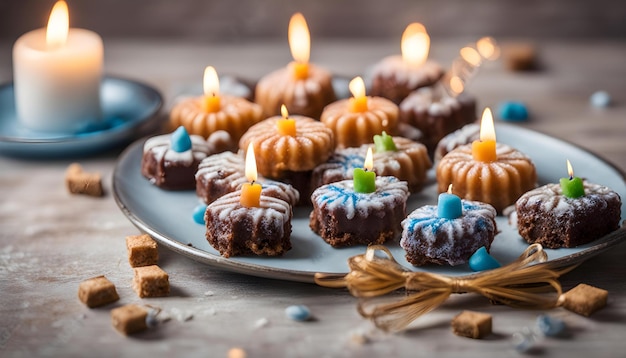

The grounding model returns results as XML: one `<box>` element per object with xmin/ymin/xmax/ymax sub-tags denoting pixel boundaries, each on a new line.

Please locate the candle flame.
<box><xmin>460</xmin><ymin>46</ymin><xmax>482</xmax><ymax>67</ymax></box>
<box><xmin>449</xmin><ymin>75</ymin><xmax>465</xmax><ymax>95</ymax></box>
<box><xmin>401</xmin><ymin>22</ymin><xmax>430</xmax><ymax>66</ymax></box>
<box><xmin>46</xmin><ymin>1</ymin><xmax>69</xmax><ymax>50</ymax></box>
<box><xmin>479</xmin><ymin>107</ymin><xmax>496</xmax><ymax>142</ymax></box>
<box><xmin>245</xmin><ymin>142</ymin><xmax>258</xmax><ymax>182</ymax></box>
<box><xmin>349</xmin><ymin>76</ymin><xmax>366</xmax><ymax>99</ymax></box>
<box><xmin>566</xmin><ymin>159</ymin><xmax>574</xmax><ymax>179</ymax></box>
<box><xmin>203</xmin><ymin>66</ymin><xmax>220</xmax><ymax>97</ymax></box>
<box><xmin>280</xmin><ymin>104</ymin><xmax>289</xmax><ymax>118</ymax></box>
<box><xmin>289</xmin><ymin>12</ymin><xmax>310</xmax><ymax>64</ymax></box>
<box><xmin>477</xmin><ymin>36</ymin><xmax>500</xmax><ymax>61</ymax></box>
<box><xmin>447</xmin><ymin>184</ymin><xmax>453</xmax><ymax>194</ymax></box>
<box><xmin>364</xmin><ymin>147</ymin><xmax>374</xmax><ymax>171</ymax></box>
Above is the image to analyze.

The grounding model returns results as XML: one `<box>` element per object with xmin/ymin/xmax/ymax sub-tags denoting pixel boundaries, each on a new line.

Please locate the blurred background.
<box><xmin>1</xmin><ymin>0</ymin><xmax>625</xmax><ymax>42</ymax></box>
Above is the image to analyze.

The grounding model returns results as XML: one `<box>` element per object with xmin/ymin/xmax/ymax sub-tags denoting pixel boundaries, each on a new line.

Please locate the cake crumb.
<box><xmin>451</xmin><ymin>310</ymin><xmax>492</xmax><ymax>339</ymax></box>
<box><xmin>253</xmin><ymin>317</ymin><xmax>269</xmax><ymax>329</ymax></box>
<box><xmin>78</xmin><ymin>275</ymin><xmax>119</xmax><ymax>308</ymax></box>
<box><xmin>170</xmin><ymin>307</ymin><xmax>194</xmax><ymax>322</ymax></box>
<box><xmin>126</xmin><ymin>234</ymin><xmax>158</xmax><ymax>267</ymax></box>
<box><xmin>65</xmin><ymin>163</ymin><xmax>104</xmax><ymax>197</ymax></box>
<box><xmin>111</xmin><ymin>304</ymin><xmax>148</xmax><ymax>335</ymax></box>
<box><xmin>132</xmin><ymin>265</ymin><xmax>170</xmax><ymax>298</ymax></box>
<box><xmin>559</xmin><ymin>283</ymin><xmax>608</xmax><ymax>316</ymax></box>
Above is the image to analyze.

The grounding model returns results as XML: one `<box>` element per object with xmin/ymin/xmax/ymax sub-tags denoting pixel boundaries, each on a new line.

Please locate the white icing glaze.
<box><xmin>310</xmin><ymin>176</ymin><xmax>409</xmax><ymax>220</ymax></box>
<box><xmin>434</xmin><ymin>123</ymin><xmax>480</xmax><ymax>162</ymax></box>
<box><xmin>143</xmin><ymin>133</ymin><xmax>211</xmax><ymax>164</ymax></box>
<box><xmin>206</xmin><ymin>192</ymin><xmax>291</xmax><ymax>236</ymax></box>
<box><xmin>372</xmin><ymin>56</ymin><xmax>443</xmax><ymax>89</ymax></box>
<box><xmin>516</xmin><ymin>182</ymin><xmax>621</xmax><ymax>218</ymax></box>
<box><xmin>400</xmin><ymin>86</ymin><xmax>461</xmax><ymax>117</ymax></box>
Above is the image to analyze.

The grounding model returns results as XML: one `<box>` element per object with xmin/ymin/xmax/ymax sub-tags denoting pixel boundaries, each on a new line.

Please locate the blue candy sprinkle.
<box><xmin>512</xmin><ymin>327</ymin><xmax>537</xmax><ymax>353</ymax></box>
<box><xmin>590</xmin><ymin>91</ymin><xmax>611</xmax><ymax>108</ymax></box>
<box><xmin>192</xmin><ymin>204</ymin><xmax>207</xmax><ymax>225</ymax></box>
<box><xmin>498</xmin><ymin>101</ymin><xmax>529</xmax><ymax>121</ymax></box>
<box><xmin>171</xmin><ymin>126</ymin><xmax>192</xmax><ymax>153</ymax></box>
<box><xmin>535</xmin><ymin>314</ymin><xmax>565</xmax><ymax>337</ymax></box>
<box><xmin>469</xmin><ymin>247</ymin><xmax>501</xmax><ymax>272</ymax></box>
<box><xmin>285</xmin><ymin>305</ymin><xmax>311</xmax><ymax>321</ymax></box>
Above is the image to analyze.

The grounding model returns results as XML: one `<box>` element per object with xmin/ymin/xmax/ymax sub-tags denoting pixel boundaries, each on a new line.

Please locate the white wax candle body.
<box><xmin>13</xmin><ymin>28</ymin><xmax>103</xmax><ymax>133</ymax></box>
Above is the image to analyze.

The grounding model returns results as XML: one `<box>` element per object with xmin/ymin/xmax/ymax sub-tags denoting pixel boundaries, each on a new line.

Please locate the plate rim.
<box><xmin>112</xmin><ymin>123</ymin><xmax>626</xmax><ymax>283</ymax></box>
<box><xmin>0</xmin><ymin>76</ymin><xmax>163</xmax><ymax>151</ymax></box>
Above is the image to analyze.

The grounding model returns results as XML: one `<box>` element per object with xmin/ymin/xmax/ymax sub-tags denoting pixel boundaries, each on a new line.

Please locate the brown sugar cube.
<box><xmin>65</xmin><ymin>163</ymin><xmax>104</xmax><ymax>197</ymax></box>
<box><xmin>451</xmin><ymin>310</ymin><xmax>492</xmax><ymax>339</ymax></box>
<box><xmin>126</xmin><ymin>234</ymin><xmax>159</xmax><ymax>267</ymax></box>
<box><xmin>560</xmin><ymin>283</ymin><xmax>608</xmax><ymax>316</ymax></box>
<box><xmin>111</xmin><ymin>304</ymin><xmax>148</xmax><ymax>335</ymax></box>
<box><xmin>132</xmin><ymin>265</ymin><xmax>170</xmax><ymax>298</ymax></box>
<box><xmin>78</xmin><ymin>275</ymin><xmax>120</xmax><ymax>308</ymax></box>
<box><xmin>503</xmin><ymin>43</ymin><xmax>537</xmax><ymax>71</ymax></box>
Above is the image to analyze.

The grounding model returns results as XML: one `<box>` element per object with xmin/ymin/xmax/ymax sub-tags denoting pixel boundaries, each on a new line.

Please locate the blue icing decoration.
<box><xmin>171</xmin><ymin>126</ymin><xmax>192</xmax><ymax>153</ymax></box>
<box><xmin>498</xmin><ymin>101</ymin><xmax>529</xmax><ymax>121</ymax></box>
<box><xmin>469</xmin><ymin>246</ymin><xmax>501</xmax><ymax>271</ymax></box>
<box><xmin>192</xmin><ymin>203</ymin><xmax>207</xmax><ymax>224</ymax></box>
<box><xmin>330</xmin><ymin>153</ymin><xmax>365</xmax><ymax>171</ymax></box>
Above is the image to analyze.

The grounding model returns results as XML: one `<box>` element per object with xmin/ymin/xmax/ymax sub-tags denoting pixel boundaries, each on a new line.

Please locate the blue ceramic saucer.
<box><xmin>0</xmin><ymin>76</ymin><xmax>162</xmax><ymax>158</ymax></box>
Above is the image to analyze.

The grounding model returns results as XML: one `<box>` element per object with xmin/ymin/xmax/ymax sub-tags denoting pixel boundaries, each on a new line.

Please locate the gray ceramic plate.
<box><xmin>113</xmin><ymin>123</ymin><xmax>626</xmax><ymax>283</ymax></box>
<box><xmin>0</xmin><ymin>77</ymin><xmax>162</xmax><ymax>158</ymax></box>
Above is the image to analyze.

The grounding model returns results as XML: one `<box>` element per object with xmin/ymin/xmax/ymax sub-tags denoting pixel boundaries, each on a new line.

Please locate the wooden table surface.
<box><xmin>1</xmin><ymin>39</ymin><xmax>625</xmax><ymax>358</ymax></box>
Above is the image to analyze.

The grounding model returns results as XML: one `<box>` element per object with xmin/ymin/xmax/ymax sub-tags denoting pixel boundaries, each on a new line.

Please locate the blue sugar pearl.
<box><xmin>590</xmin><ymin>91</ymin><xmax>611</xmax><ymax>108</ymax></box>
<box><xmin>535</xmin><ymin>314</ymin><xmax>565</xmax><ymax>337</ymax></box>
<box><xmin>171</xmin><ymin>126</ymin><xmax>192</xmax><ymax>153</ymax></box>
<box><xmin>498</xmin><ymin>101</ymin><xmax>529</xmax><ymax>121</ymax></box>
<box><xmin>192</xmin><ymin>204</ymin><xmax>207</xmax><ymax>225</ymax></box>
<box><xmin>469</xmin><ymin>247</ymin><xmax>501</xmax><ymax>272</ymax></box>
<box><xmin>285</xmin><ymin>305</ymin><xmax>311</xmax><ymax>321</ymax></box>
<box><xmin>512</xmin><ymin>328</ymin><xmax>537</xmax><ymax>353</ymax></box>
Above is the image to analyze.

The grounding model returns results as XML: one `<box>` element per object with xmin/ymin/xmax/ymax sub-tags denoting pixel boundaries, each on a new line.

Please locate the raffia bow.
<box><xmin>315</xmin><ymin>244</ymin><xmax>577</xmax><ymax>332</ymax></box>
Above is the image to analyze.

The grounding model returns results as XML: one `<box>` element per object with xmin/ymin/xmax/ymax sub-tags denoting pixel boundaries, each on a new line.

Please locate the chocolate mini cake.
<box><xmin>401</xmin><ymin>200</ymin><xmax>497</xmax><ymax>266</ymax></box>
<box><xmin>309</xmin><ymin>176</ymin><xmax>409</xmax><ymax>247</ymax></box>
<box><xmin>399</xmin><ymin>87</ymin><xmax>477</xmax><ymax>154</ymax></box>
<box><xmin>141</xmin><ymin>129</ymin><xmax>212</xmax><ymax>190</ymax></box>
<box><xmin>369</xmin><ymin>56</ymin><xmax>444</xmax><ymax>104</ymax></box>
<box><xmin>195</xmin><ymin>151</ymin><xmax>299</xmax><ymax>205</ymax></box>
<box><xmin>434</xmin><ymin>123</ymin><xmax>480</xmax><ymax>162</ymax></box>
<box><xmin>311</xmin><ymin>136</ymin><xmax>432</xmax><ymax>193</ymax></box>
<box><xmin>515</xmin><ymin>182</ymin><xmax>621</xmax><ymax>248</ymax></box>
<box><xmin>205</xmin><ymin>191</ymin><xmax>292</xmax><ymax>257</ymax></box>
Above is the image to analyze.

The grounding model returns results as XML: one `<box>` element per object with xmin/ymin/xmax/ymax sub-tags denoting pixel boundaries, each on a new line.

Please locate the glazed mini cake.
<box><xmin>239</xmin><ymin>115</ymin><xmax>334</xmax><ymax>202</ymax></box>
<box><xmin>169</xmin><ymin>94</ymin><xmax>263</xmax><ymax>143</ymax></box>
<box><xmin>515</xmin><ymin>182</ymin><xmax>621</xmax><ymax>248</ymax></box>
<box><xmin>205</xmin><ymin>191</ymin><xmax>292</xmax><ymax>257</ymax></box>
<box><xmin>436</xmin><ymin>143</ymin><xmax>537</xmax><ymax>213</ymax></box>
<box><xmin>399</xmin><ymin>87</ymin><xmax>477</xmax><ymax>154</ymax></box>
<box><xmin>311</xmin><ymin>136</ymin><xmax>432</xmax><ymax>193</ymax></box>
<box><xmin>400</xmin><ymin>200</ymin><xmax>497</xmax><ymax>266</ymax></box>
<box><xmin>195</xmin><ymin>151</ymin><xmax>299</xmax><ymax>205</ymax></box>
<box><xmin>320</xmin><ymin>97</ymin><xmax>399</xmax><ymax>149</ymax></box>
<box><xmin>255</xmin><ymin>63</ymin><xmax>336</xmax><ymax>120</ymax></box>
<box><xmin>309</xmin><ymin>176</ymin><xmax>409</xmax><ymax>247</ymax></box>
<box><xmin>141</xmin><ymin>129</ymin><xmax>212</xmax><ymax>190</ymax></box>
<box><xmin>434</xmin><ymin>123</ymin><xmax>480</xmax><ymax>162</ymax></box>
<box><xmin>369</xmin><ymin>56</ymin><xmax>444</xmax><ymax>104</ymax></box>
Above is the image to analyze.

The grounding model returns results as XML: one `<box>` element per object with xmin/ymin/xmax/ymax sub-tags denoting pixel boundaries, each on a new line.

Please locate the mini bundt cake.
<box><xmin>436</xmin><ymin>143</ymin><xmax>537</xmax><ymax>213</ymax></box>
<box><xmin>369</xmin><ymin>56</ymin><xmax>444</xmax><ymax>104</ymax></box>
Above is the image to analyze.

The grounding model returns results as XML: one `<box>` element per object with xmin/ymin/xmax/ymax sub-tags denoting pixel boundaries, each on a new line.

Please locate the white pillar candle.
<box><xmin>12</xmin><ymin>1</ymin><xmax>103</xmax><ymax>133</ymax></box>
